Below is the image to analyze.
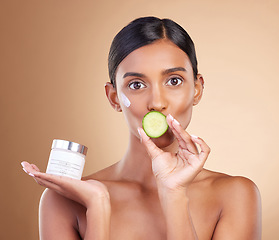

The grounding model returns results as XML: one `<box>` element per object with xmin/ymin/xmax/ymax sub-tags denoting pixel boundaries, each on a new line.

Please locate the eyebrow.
<box><xmin>123</xmin><ymin>72</ymin><xmax>145</xmax><ymax>79</ymax></box>
<box><xmin>123</xmin><ymin>67</ymin><xmax>187</xmax><ymax>79</ymax></box>
<box><xmin>162</xmin><ymin>67</ymin><xmax>187</xmax><ymax>75</ymax></box>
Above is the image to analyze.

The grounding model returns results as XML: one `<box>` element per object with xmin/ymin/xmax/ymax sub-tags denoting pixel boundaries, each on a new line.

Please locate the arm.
<box><xmin>212</xmin><ymin>177</ymin><xmax>262</xmax><ymax>240</ymax></box>
<box><xmin>84</xmin><ymin>194</ymin><xmax>111</xmax><ymax>240</ymax></box>
<box><xmin>157</xmin><ymin>186</ymin><xmax>198</xmax><ymax>239</ymax></box>
<box><xmin>22</xmin><ymin>162</ymin><xmax>111</xmax><ymax>240</ymax></box>
<box><xmin>39</xmin><ymin>189</ymin><xmax>82</xmax><ymax>240</ymax></box>
<box><xmin>138</xmin><ymin>114</ymin><xmax>210</xmax><ymax>239</ymax></box>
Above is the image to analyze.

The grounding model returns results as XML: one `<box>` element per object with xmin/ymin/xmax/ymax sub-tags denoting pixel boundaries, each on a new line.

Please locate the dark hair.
<box><xmin>108</xmin><ymin>16</ymin><xmax>198</xmax><ymax>87</ymax></box>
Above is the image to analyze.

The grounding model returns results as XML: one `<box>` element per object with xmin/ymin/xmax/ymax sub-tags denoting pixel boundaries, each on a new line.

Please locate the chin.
<box><xmin>151</xmin><ymin>129</ymin><xmax>175</xmax><ymax>149</ymax></box>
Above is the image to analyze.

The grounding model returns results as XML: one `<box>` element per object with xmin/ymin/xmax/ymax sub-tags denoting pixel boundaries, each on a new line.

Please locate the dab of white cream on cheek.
<box><xmin>120</xmin><ymin>92</ymin><xmax>131</xmax><ymax>108</ymax></box>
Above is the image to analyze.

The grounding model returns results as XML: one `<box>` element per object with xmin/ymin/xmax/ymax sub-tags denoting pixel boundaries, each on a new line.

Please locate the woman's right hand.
<box><xmin>21</xmin><ymin>161</ymin><xmax>110</xmax><ymax>209</ymax></box>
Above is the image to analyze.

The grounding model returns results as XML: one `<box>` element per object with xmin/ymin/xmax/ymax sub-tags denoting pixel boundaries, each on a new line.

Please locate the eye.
<box><xmin>128</xmin><ymin>81</ymin><xmax>146</xmax><ymax>90</ymax></box>
<box><xmin>166</xmin><ymin>77</ymin><xmax>183</xmax><ymax>86</ymax></box>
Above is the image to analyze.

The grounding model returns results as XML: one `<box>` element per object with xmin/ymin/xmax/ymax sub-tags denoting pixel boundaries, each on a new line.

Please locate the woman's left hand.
<box><xmin>138</xmin><ymin>114</ymin><xmax>211</xmax><ymax>191</ymax></box>
<box><xmin>21</xmin><ymin>161</ymin><xmax>110</xmax><ymax>208</ymax></box>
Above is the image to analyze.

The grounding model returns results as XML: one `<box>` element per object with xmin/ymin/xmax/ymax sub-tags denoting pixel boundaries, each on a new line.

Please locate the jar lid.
<box><xmin>52</xmin><ymin>139</ymin><xmax>88</xmax><ymax>156</ymax></box>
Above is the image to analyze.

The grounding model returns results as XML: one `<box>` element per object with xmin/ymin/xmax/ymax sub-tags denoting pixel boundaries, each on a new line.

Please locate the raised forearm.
<box><xmin>84</xmin><ymin>197</ymin><xmax>111</xmax><ymax>240</ymax></box>
<box><xmin>158</xmin><ymin>187</ymin><xmax>198</xmax><ymax>240</ymax></box>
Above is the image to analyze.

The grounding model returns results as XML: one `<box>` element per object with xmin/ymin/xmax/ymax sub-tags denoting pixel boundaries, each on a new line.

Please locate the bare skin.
<box><xmin>21</xmin><ymin>39</ymin><xmax>262</xmax><ymax>239</ymax></box>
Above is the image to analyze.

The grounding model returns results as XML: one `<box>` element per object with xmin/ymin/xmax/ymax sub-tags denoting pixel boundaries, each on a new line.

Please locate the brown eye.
<box><xmin>129</xmin><ymin>81</ymin><xmax>146</xmax><ymax>90</ymax></box>
<box><xmin>166</xmin><ymin>77</ymin><xmax>183</xmax><ymax>86</ymax></box>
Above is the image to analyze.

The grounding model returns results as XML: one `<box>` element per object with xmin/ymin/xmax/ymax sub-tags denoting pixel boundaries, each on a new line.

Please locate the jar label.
<box><xmin>46</xmin><ymin>149</ymin><xmax>85</xmax><ymax>179</ymax></box>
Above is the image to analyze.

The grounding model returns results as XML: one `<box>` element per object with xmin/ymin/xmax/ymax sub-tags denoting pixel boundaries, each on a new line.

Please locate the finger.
<box><xmin>34</xmin><ymin>172</ymin><xmax>76</xmax><ymax>189</ymax></box>
<box><xmin>21</xmin><ymin>161</ymin><xmax>38</xmax><ymax>176</ymax></box>
<box><xmin>21</xmin><ymin>164</ymin><xmax>49</xmax><ymax>185</ymax></box>
<box><xmin>33</xmin><ymin>176</ymin><xmax>70</xmax><ymax>199</ymax></box>
<box><xmin>177</xmin><ymin>148</ymin><xmax>197</xmax><ymax>162</ymax></box>
<box><xmin>21</xmin><ymin>162</ymin><xmax>65</xmax><ymax>191</ymax></box>
<box><xmin>167</xmin><ymin>115</ymin><xmax>197</xmax><ymax>154</ymax></box>
<box><xmin>31</xmin><ymin>164</ymin><xmax>40</xmax><ymax>172</ymax></box>
<box><xmin>191</xmin><ymin>136</ymin><xmax>211</xmax><ymax>164</ymax></box>
<box><xmin>174</xmin><ymin>128</ymin><xmax>198</xmax><ymax>155</ymax></box>
<box><xmin>33</xmin><ymin>172</ymin><xmax>82</xmax><ymax>203</ymax></box>
<box><xmin>34</xmin><ymin>172</ymin><xmax>63</xmax><ymax>184</ymax></box>
<box><xmin>21</xmin><ymin>161</ymin><xmax>32</xmax><ymax>171</ymax></box>
<box><xmin>21</xmin><ymin>161</ymin><xmax>37</xmax><ymax>173</ymax></box>
<box><xmin>22</xmin><ymin>167</ymin><xmax>35</xmax><ymax>178</ymax></box>
<box><xmin>138</xmin><ymin>127</ymin><xmax>163</xmax><ymax>161</ymax></box>
<box><xmin>167</xmin><ymin>115</ymin><xmax>198</xmax><ymax>154</ymax></box>
<box><xmin>33</xmin><ymin>176</ymin><xmax>60</xmax><ymax>190</ymax></box>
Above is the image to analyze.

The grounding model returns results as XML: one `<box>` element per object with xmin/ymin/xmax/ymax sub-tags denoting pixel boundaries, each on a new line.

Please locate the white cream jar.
<box><xmin>46</xmin><ymin>139</ymin><xmax>88</xmax><ymax>180</ymax></box>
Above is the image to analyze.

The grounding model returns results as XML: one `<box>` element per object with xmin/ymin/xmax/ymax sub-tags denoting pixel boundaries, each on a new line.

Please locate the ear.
<box><xmin>193</xmin><ymin>74</ymin><xmax>204</xmax><ymax>106</ymax></box>
<box><xmin>105</xmin><ymin>82</ymin><xmax>122</xmax><ymax>112</ymax></box>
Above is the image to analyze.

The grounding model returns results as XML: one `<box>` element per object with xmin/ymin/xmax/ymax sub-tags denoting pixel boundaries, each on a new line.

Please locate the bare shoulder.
<box><xmin>40</xmin><ymin>188</ymin><xmax>79</xmax><ymax>212</ymax></box>
<box><xmin>200</xmin><ymin>169</ymin><xmax>262</xmax><ymax>239</ymax></box>
<box><xmin>202</xmin><ymin>169</ymin><xmax>261</xmax><ymax>202</ymax></box>
<box><xmin>40</xmin><ymin>189</ymin><xmax>83</xmax><ymax>239</ymax></box>
<box><xmin>40</xmin><ymin>188</ymin><xmax>80</xmax><ymax>224</ymax></box>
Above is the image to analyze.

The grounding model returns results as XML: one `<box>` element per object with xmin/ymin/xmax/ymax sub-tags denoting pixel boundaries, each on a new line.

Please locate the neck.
<box><xmin>115</xmin><ymin>132</ymin><xmax>179</xmax><ymax>190</ymax></box>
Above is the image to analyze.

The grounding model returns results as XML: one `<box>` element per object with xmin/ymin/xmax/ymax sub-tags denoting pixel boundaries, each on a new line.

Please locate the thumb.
<box><xmin>138</xmin><ymin>127</ymin><xmax>163</xmax><ymax>161</ymax></box>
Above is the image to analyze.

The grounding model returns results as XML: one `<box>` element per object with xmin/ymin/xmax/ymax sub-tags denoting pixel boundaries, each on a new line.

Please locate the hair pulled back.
<box><xmin>108</xmin><ymin>16</ymin><xmax>198</xmax><ymax>87</ymax></box>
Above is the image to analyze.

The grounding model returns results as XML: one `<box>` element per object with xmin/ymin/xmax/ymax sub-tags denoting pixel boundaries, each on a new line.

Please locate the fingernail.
<box><xmin>191</xmin><ymin>134</ymin><xmax>199</xmax><ymax>139</ymax></box>
<box><xmin>169</xmin><ymin>114</ymin><xmax>180</xmax><ymax>125</ymax></box>
<box><xmin>21</xmin><ymin>162</ymin><xmax>25</xmax><ymax>168</ymax></box>
<box><xmin>137</xmin><ymin>127</ymin><xmax>142</xmax><ymax>138</ymax></box>
<box><xmin>173</xmin><ymin>118</ymin><xmax>180</xmax><ymax>125</ymax></box>
<box><xmin>29</xmin><ymin>173</ymin><xmax>35</xmax><ymax>177</ymax></box>
<box><xmin>22</xmin><ymin>168</ymin><xmax>28</xmax><ymax>174</ymax></box>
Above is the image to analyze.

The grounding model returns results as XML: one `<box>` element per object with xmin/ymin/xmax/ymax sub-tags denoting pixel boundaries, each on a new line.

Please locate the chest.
<box><xmin>77</xmin><ymin>190</ymin><xmax>220</xmax><ymax>240</ymax></box>
<box><xmin>109</xmin><ymin>193</ymin><xmax>166</xmax><ymax>240</ymax></box>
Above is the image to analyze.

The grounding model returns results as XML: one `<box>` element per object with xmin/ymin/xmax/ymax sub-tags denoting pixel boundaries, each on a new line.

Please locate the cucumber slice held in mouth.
<box><xmin>142</xmin><ymin>111</ymin><xmax>169</xmax><ymax>138</ymax></box>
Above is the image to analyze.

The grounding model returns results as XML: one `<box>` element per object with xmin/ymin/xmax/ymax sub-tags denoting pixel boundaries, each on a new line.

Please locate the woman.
<box><xmin>21</xmin><ymin>16</ymin><xmax>262</xmax><ymax>239</ymax></box>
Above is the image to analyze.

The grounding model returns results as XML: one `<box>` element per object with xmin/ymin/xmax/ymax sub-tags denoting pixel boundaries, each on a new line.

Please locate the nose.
<box><xmin>147</xmin><ymin>86</ymin><xmax>167</xmax><ymax>112</ymax></box>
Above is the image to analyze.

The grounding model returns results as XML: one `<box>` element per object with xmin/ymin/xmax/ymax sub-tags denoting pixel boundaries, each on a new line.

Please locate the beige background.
<box><xmin>1</xmin><ymin>0</ymin><xmax>278</xmax><ymax>239</ymax></box>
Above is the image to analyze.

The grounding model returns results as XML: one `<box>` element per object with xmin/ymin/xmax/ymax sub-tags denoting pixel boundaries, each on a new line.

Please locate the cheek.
<box><xmin>120</xmin><ymin>93</ymin><xmax>131</xmax><ymax>108</ymax></box>
<box><xmin>171</xmin><ymin>90</ymin><xmax>195</xmax><ymax>127</ymax></box>
<box><xmin>121</xmin><ymin>95</ymin><xmax>147</xmax><ymax>127</ymax></box>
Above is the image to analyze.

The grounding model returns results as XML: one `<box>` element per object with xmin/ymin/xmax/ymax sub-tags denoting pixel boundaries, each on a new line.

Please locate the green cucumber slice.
<box><xmin>142</xmin><ymin>111</ymin><xmax>168</xmax><ymax>138</ymax></box>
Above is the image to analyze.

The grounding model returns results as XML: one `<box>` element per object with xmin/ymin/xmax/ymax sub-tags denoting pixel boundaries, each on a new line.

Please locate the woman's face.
<box><xmin>112</xmin><ymin>39</ymin><xmax>203</xmax><ymax>148</ymax></box>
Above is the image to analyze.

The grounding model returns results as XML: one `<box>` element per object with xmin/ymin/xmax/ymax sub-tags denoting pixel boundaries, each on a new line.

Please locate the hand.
<box><xmin>21</xmin><ymin>161</ymin><xmax>110</xmax><ymax>208</ymax></box>
<box><xmin>138</xmin><ymin>114</ymin><xmax>210</xmax><ymax>191</ymax></box>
